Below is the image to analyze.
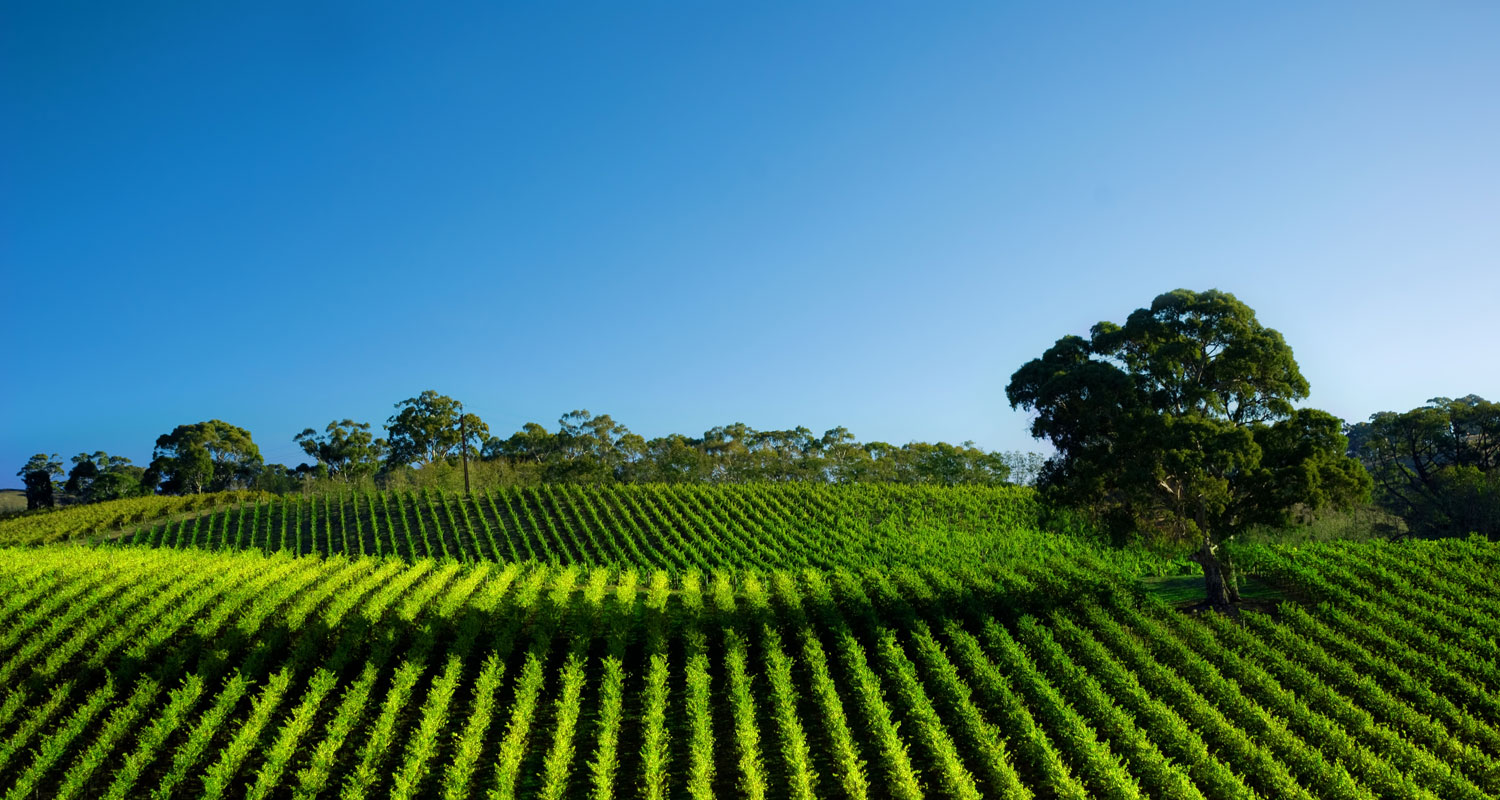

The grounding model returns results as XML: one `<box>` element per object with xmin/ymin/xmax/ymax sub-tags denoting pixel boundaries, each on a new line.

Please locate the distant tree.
<box><xmin>637</xmin><ymin>434</ymin><xmax>714</xmax><ymax>482</ymax></box>
<box><xmin>17</xmin><ymin>453</ymin><xmax>63</xmax><ymax>479</ymax></box>
<box><xmin>551</xmin><ymin>410</ymin><xmax>635</xmax><ymax>482</ymax></box>
<box><xmin>484</xmin><ymin>422</ymin><xmax>557</xmax><ymax>464</ymax></box>
<box><xmin>857</xmin><ymin>441</ymin><xmax>903</xmax><ymax>483</ymax></box>
<box><xmin>295</xmin><ymin>420</ymin><xmax>387</xmax><ymax>481</ymax></box>
<box><xmin>478</xmin><ymin>413</ymin><xmax>1036</xmax><ymax>489</ymax></box>
<box><xmin>900</xmin><ymin>441</ymin><xmax>1011</xmax><ymax>486</ymax></box>
<box><xmin>21</xmin><ymin>472</ymin><xmax>55</xmax><ymax>510</ymax></box>
<box><xmin>64</xmin><ymin>451</ymin><xmax>133</xmax><ymax>497</ymax></box>
<box><xmin>703</xmin><ymin>423</ymin><xmax>755</xmax><ymax>482</ymax></box>
<box><xmin>386</xmin><ymin>391</ymin><xmax>489</xmax><ymax>468</ymax></box>
<box><xmin>65</xmin><ymin>459</ymin><xmax>98</xmax><ymax>496</ymax></box>
<box><xmin>821</xmin><ymin>427</ymin><xmax>871</xmax><ymax>483</ymax></box>
<box><xmin>1007</xmin><ymin>289</ymin><xmax>1369</xmax><ymax>608</ymax></box>
<box><xmin>17</xmin><ymin>453</ymin><xmax>63</xmax><ymax>510</ymax></box>
<box><xmin>252</xmin><ymin>463</ymin><xmax>303</xmax><ymax>494</ymax></box>
<box><xmin>291</xmin><ymin>462</ymin><xmax>330</xmax><ymax>488</ymax></box>
<box><xmin>1000</xmin><ymin>451</ymin><xmax>1046</xmax><ymax>487</ymax></box>
<box><xmin>87</xmin><ymin>467</ymin><xmax>145</xmax><ymax>502</ymax></box>
<box><xmin>1350</xmin><ymin>395</ymin><xmax>1500</xmax><ymax>538</ymax></box>
<box><xmin>148</xmin><ymin>420</ymin><xmax>263</xmax><ymax>494</ymax></box>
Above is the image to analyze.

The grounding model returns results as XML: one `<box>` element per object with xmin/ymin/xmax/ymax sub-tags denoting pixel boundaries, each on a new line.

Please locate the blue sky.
<box><xmin>4</xmin><ymin>2</ymin><xmax>1498</xmax><ymax>477</ymax></box>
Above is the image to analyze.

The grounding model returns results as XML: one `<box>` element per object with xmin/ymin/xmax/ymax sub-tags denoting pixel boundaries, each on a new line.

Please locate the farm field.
<box><xmin>0</xmin><ymin>486</ymin><xmax>1497</xmax><ymax>798</ymax></box>
<box><xmin>110</xmin><ymin>485</ymin><xmax>1130</xmax><ymax>574</ymax></box>
<box><xmin>0</xmin><ymin>491</ymin><xmax>270</xmax><ymax>547</ymax></box>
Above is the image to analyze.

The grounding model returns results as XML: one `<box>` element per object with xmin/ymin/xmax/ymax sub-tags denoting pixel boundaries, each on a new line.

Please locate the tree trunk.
<box><xmin>1190</xmin><ymin>534</ymin><xmax>1236</xmax><ymax>609</ymax></box>
<box><xmin>1220</xmin><ymin>542</ymin><xmax>1243</xmax><ymax>603</ymax></box>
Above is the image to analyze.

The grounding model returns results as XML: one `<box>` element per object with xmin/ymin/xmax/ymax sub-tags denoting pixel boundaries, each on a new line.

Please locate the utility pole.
<box><xmin>459</xmin><ymin>401</ymin><xmax>471</xmax><ymax>496</ymax></box>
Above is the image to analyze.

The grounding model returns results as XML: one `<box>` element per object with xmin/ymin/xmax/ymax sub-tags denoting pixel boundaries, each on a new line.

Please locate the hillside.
<box><xmin>0</xmin><ymin>492</ymin><xmax>271</xmax><ymax>547</ymax></box>
<box><xmin>0</xmin><ymin>485</ymin><xmax>1495</xmax><ymax>797</ymax></box>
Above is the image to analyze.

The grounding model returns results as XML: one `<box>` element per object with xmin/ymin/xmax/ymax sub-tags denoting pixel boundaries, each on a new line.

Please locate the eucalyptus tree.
<box><xmin>553</xmin><ymin>409</ymin><xmax>636</xmax><ymax>482</ymax></box>
<box><xmin>821</xmin><ymin>427</ymin><xmax>872</xmax><ymax>483</ymax></box>
<box><xmin>637</xmin><ymin>433</ymin><xmax>714</xmax><ymax>482</ymax></box>
<box><xmin>295</xmin><ymin>420</ymin><xmax>387</xmax><ymax>481</ymax></box>
<box><xmin>484</xmin><ymin>422</ymin><xmax>558</xmax><ymax>464</ymax></box>
<box><xmin>385</xmin><ymin>391</ymin><xmax>489</xmax><ymax>468</ymax></box>
<box><xmin>16</xmin><ymin>453</ymin><xmax>63</xmax><ymax>509</ymax></box>
<box><xmin>1350</xmin><ymin>394</ymin><xmax>1499</xmax><ymax>537</ymax></box>
<box><xmin>1007</xmin><ymin>289</ymin><xmax>1369</xmax><ymax>607</ymax></box>
<box><xmin>65</xmin><ymin>452</ymin><xmax>134</xmax><ymax>499</ymax></box>
<box><xmin>147</xmin><ymin>421</ymin><xmax>263</xmax><ymax>494</ymax></box>
<box><xmin>899</xmin><ymin>441</ymin><xmax>1011</xmax><ymax>486</ymax></box>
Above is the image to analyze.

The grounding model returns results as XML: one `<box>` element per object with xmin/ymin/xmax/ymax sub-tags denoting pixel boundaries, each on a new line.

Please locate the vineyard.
<box><xmin>113</xmin><ymin>485</ymin><xmax>1074</xmax><ymax>572</ymax></box>
<box><xmin>0</xmin><ymin>485</ymin><xmax>1497</xmax><ymax>798</ymax></box>
<box><xmin>0</xmin><ymin>492</ymin><xmax>271</xmax><ymax>547</ymax></box>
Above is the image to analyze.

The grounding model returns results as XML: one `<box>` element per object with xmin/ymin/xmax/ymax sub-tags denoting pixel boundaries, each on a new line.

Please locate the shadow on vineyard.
<box><xmin>25</xmin><ymin>561</ymin><xmax>1118</xmax><ymax>704</ymax></box>
<box><xmin>1140</xmin><ymin>574</ymin><xmax>1304</xmax><ymax>617</ymax></box>
<box><xmin>2</xmin><ymin>496</ymin><xmax>1499</xmax><ymax>798</ymax></box>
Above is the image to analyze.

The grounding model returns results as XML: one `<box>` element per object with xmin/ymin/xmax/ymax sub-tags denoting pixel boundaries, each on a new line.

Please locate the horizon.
<box><xmin>5</xmin><ymin>2</ymin><xmax>1498</xmax><ymax>480</ymax></box>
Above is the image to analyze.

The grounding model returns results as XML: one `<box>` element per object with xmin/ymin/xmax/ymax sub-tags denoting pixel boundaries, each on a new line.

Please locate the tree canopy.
<box><xmin>147</xmin><ymin>420</ymin><xmax>263</xmax><ymax>494</ymax></box>
<box><xmin>386</xmin><ymin>391</ymin><xmax>489</xmax><ymax>468</ymax></box>
<box><xmin>64</xmin><ymin>452</ymin><xmax>140</xmax><ymax>501</ymax></box>
<box><xmin>16</xmin><ymin>394</ymin><xmax>1037</xmax><ymax>500</ymax></box>
<box><xmin>295</xmin><ymin>420</ymin><xmax>388</xmax><ymax>481</ymax></box>
<box><xmin>1007</xmin><ymin>288</ymin><xmax>1369</xmax><ymax>606</ymax></box>
<box><xmin>1350</xmin><ymin>395</ymin><xmax>1499</xmax><ymax>538</ymax></box>
<box><xmin>478</xmin><ymin>411</ymin><xmax>1020</xmax><ymax>486</ymax></box>
<box><xmin>16</xmin><ymin>453</ymin><xmax>62</xmax><ymax>510</ymax></box>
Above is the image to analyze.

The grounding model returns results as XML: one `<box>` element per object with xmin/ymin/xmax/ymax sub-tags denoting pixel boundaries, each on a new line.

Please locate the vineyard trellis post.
<box><xmin>459</xmin><ymin>401</ymin><xmax>471</xmax><ymax>496</ymax></box>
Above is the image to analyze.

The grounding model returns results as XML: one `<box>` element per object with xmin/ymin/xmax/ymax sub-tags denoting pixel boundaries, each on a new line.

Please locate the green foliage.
<box><xmin>1236</xmin><ymin>503</ymin><xmax>1405</xmax><ymax>547</ymax></box>
<box><xmin>1350</xmin><ymin>395</ymin><xmax>1500</xmax><ymax>538</ymax></box>
<box><xmin>63</xmin><ymin>459</ymin><xmax>98</xmax><ymax>496</ymax></box>
<box><xmin>294</xmin><ymin>420</ymin><xmax>387</xmax><ymax>481</ymax></box>
<box><xmin>16</xmin><ymin>454</ymin><xmax>63</xmax><ymax>510</ymax></box>
<box><xmin>20</xmin><ymin>471</ymin><xmax>55</xmax><ymax>511</ymax></box>
<box><xmin>0</xmin><ymin>491</ymin><xmax>271</xmax><ymax>545</ymax></box>
<box><xmin>385</xmin><ymin>391</ymin><xmax>488</xmax><ymax>468</ymax></box>
<box><xmin>62</xmin><ymin>453</ymin><xmax>141</xmax><ymax>502</ymax></box>
<box><xmin>113</xmin><ymin>483</ymin><xmax>1093</xmax><ymax>572</ymax></box>
<box><xmin>1008</xmin><ymin>289</ymin><xmax>1370</xmax><ymax>545</ymax></box>
<box><xmin>15</xmin><ymin>454</ymin><xmax>63</xmax><ymax>479</ymax></box>
<box><xmin>148</xmin><ymin>420</ymin><xmax>263</xmax><ymax>494</ymax></box>
<box><xmin>0</xmin><ymin>531</ymin><xmax>1497</xmax><ymax>798</ymax></box>
<box><xmin>480</xmin><ymin>412</ymin><xmax>1028</xmax><ymax>486</ymax></box>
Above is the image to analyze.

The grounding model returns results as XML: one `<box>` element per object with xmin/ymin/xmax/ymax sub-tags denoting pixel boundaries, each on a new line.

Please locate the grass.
<box><xmin>0</xmin><ymin>490</ymin><xmax>28</xmax><ymax>516</ymax></box>
<box><xmin>1139</xmin><ymin>573</ymin><xmax>1286</xmax><ymax>607</ymax></box>
<box><xmin>1236</xmin><ymin>503</ymin><xmax>1406</xmax><ymax>545</ymax></box>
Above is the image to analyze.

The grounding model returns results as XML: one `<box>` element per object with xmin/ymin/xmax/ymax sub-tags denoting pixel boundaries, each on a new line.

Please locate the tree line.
<box><xmin>14</xmin><ymin>394</ymin><xmax>1044</xmax><ymax>508</ymax></box>
<box><xmin>14</xmin><ymin>289</ymin><xmax>1496</xmax><ymax>572</ymax></box>
<box><xmin>1347</xmin><ymin>394</ymin><xmax>1499</xmax><ymax>539</ymax></box>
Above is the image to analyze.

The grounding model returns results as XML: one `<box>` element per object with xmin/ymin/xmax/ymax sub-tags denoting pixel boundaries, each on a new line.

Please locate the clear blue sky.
<box><xmin>4</xmin><ymin>2</ymin><xmax>1498</xmax><ymax>478</ymax></box>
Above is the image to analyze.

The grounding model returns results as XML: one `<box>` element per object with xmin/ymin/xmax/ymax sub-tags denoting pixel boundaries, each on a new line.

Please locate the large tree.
<box><xmin>64</xmin><ymin>452</ymin><xmax>139</xmax><ymax>501</ymax></box>
<box><xmin>1007</xmin><ymin>289</ymin><xmax>1369</xmax><ymax>607</ymax></box>
<box><xmin>295</xmin><ymin>420</ymin><xmax>388</xmax><ymax>481</ymax></box>
<box><xmin>64</xmin><ymin>451</ymin><xmax>132</xmax><ymax>496</ymax></box>
<box><xmin>386</xmin><ymin>391</ymin><xmax>489</xmax><ymax>468</ymax></box>
<box><xmin>148</xmin><ymin>421</ymin><xmax>263</xmax><ymax>494</ymax></box>
<box><xmin>87</xmin><ymin>466</ymin><xmax>146</xmax><ymax>502</ymax></box>
<box><xmin>1350</xmin><ymin>395</ymin><xmax>1499</xmax><ymax>538</ymax></box>
<box><xmin>17</xmin><ymin>453</ymin><xmax>63</xmax><ymax>510</ymax></box>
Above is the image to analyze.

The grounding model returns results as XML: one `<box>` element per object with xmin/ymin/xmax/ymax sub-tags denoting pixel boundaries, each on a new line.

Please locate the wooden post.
<box><xmin>459</xmin><ymin>402</ymin><xmax>471</xmax><ymax>496</ymax></box>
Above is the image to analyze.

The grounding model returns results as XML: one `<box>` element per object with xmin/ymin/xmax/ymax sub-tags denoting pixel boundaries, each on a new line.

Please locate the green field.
<box><xmin>108</xmin><ymin>485</ymin><xmax>1167</xmax><ymax>573</ymax></box>
<box><xmin>0</xmin><ymin>485</ymin><xmax>1497</xmax><ymax>798</ymax></box>
<box><xmin>0</xmin><ymin>491</ymin><xmax>26</xmax><ymax>516</ymax></box>
<box><xmin>0</xmin><ymin>491</ymin><xmax>270</xmax><ymax>547</ymax></box>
